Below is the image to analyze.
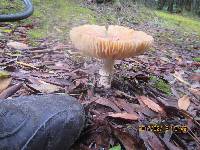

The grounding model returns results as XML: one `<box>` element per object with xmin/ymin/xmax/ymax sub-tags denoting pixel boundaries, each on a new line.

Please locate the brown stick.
<box><xmin>0</xmin><ymin>83</ymin><xmax>23</xmax><ymax>99</ymax></box>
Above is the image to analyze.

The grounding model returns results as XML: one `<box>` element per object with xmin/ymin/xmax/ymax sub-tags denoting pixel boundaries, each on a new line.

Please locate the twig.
<box><xmin>180</xmin><ymin>110</ymin><xmax>200</xmax><ymax>127</ymax></box>
<box><xmin>0</xmin><ymin>83</ymin><xmax>23</xmax><ymax>99</ymax></box>
<box><xmin>187</xmin><ymin>128</ymin><xmax>200</xmax><ymax>146</ymax></box>
<box><xmin>29</xmin><ymin>49</ymin><xmax>56</xmax><ymax>54</ymax></box>
<box><xmin>26</xmin><ymin>46</ymin><xmax>47</xmax><ymax>51</ymax></box>
<box><xmin>16</xmin><ymin>61</ymin><xmax>39</xmax><ymax>70</ymax></box>
<box><xmin>115</xmin><ymin>90</ymin><xmax>136</xmax><ymax>99</ymax></box>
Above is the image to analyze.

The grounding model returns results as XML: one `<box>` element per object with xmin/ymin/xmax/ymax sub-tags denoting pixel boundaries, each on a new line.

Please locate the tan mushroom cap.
<box><xmin>70</xmin><ymin>25</ymin><xmax>153</xmax><ymax>59</ymax></box>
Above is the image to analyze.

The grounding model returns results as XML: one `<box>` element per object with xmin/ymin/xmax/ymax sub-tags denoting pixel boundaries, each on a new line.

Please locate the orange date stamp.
<box><xmin>139</xmin><ymin>124</ymin><xmax>188</xmax><ymax>133</ymax></box>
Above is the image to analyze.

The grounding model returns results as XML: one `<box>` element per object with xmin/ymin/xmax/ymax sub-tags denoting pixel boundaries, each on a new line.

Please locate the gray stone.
<box><xmin>0</xmin><ymin>94</ymin><xmax>85</xmax><ymax>150</ymax></box>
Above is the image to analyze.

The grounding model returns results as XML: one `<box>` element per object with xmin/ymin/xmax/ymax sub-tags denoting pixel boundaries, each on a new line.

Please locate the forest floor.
<box><xmin>0</xmin><ymin>0</ymin><xmax>200</xmax><ymax>150</ymax></box>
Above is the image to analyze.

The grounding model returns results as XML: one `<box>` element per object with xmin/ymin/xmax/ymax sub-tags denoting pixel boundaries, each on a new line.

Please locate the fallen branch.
<box><xmin>115</xmin><ymin>90</ymin><xmax>136</xmax><ymax>99</ymax></box>
<box><xmin>16</xmin><ymin>61</ymin><xmax>39</xmax><ymax>70</ymax></box>
<box><xmin>0</xmin><ymin>83</ymin><xmax>23</xmax><ymax>99</ymax></box>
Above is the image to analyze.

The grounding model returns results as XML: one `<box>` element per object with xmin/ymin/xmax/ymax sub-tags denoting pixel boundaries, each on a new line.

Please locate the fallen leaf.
<box><xmin>109</xmin><ymin>145</ymin><xmax>121</xmax><ymax>150</ymax></box>
<box><xmin>44</xmin><ymin>78</ymin><xmax>71</xmax><ymax>87</ymax></box>
<box><xmin>139</xmin><ymin>131</ymin><xmax>165</xmax><ymax>150</ymax></box>
<box><xmin>7</xmin><ymin>41</ymin><xmax>29</xmax><ymax>50</ymax></box>
<box><xmin>108</xmin><ymin>112</ymin><xmax>139</xmax><ymax>121</ymax></box>
<box><xmin>190</xmin><ymin>88</ymin><xmax>200</xmax><ymax>96</ymax></box>
<box><xmin>161</xmin><ymin>131</ymin><xmax>182</xmax><ymax>150</ymax></box>
<box><xmin>0</xmin><ymin>28</ymin><xmax>12</xmax><ymax>33</ymax></box>
<box><xmin>27</xmin><ymin>80</ymin><xmax>61</xmax><ymax>94</ymax></box>
<box><xmin>191</xmin><ymin>74</ymin><xmax>200</xmax><ymax>81</ymax></box>
<box><xmin>173</xmin><ymin>71</ymin><xmax>190</xmax><ymax>86</ymax></box>
<box><xmin>112</xmin><ymin>128</ymin><xmax>139</xmax><ymax>150</ymax></box>
<box><xmin>162</xmin><ymin>140</ymin><xmax>182</xmax><ymax>150</ymax></box>
<box><xmin>140</xmin><ymin>106</ymin><xmax>158</xmax><ymax>117</ymax></box>
<box><xmin>192</xmin><ymin>57</ymin><xmax>200</xmax><ymax>62</ymax></box>
<box><xmin>138</xmin><ymin>96</ymin><xmax>164</xmax><ymax>113</ymax></box>
<box><xmin>47</xmin><ymin>62</ymin><xmax>70</xmax><ymax>71</ymax></box>
<box><xmin>95</xmin><ymin>98</ymin><xmax>121</xmax><ymax>113</ymax></box>
<box><xmin>178</xmin><ymin>95</ymin><xmax>190</xmax><ymax>111</ymax></box>
<box><xmin>160</xmin><ymin>57</ymin><xmax>170</xmax><ymax>63</ymax></box>
<box><xmin>113</xmin><ymin>98</ymin><xmax>137</xmax><ymax>114</ymax></box>
<box><xmin>0</xmin><ymin>77</ymin><xmax>12</xmax><ymax>93</ymax></box>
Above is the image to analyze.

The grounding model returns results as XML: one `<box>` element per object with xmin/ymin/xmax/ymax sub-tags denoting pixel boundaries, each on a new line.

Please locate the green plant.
<box><xmin>150</xmin><ymin>76</ymin><xmax>172</xmax><ymax>96</ymax></box>
<box><xmin>155</xmin><ymin>11</ymin><xmax>200</xmax><ymax>36</ymax></box>
<box><xmin>109</xmin><ymin>145</ymin><xmax>121</xmax><ymax>150</ymax></box>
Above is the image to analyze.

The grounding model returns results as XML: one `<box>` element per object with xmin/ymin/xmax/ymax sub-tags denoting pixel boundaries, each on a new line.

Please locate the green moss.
<box><xmin>150</xmin><ymin>76</ymin><xmax>172</xmax><ymax>96</ymax></box>
<box><xmin>155</xmin><ymin>11</ymin><xmax>200</xmax><ymax>36</ymax></box>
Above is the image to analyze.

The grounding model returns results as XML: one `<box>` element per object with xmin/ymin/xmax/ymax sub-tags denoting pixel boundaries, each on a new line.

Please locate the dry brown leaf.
<box><xmin>0</xmin><ymin>77</ymin><xmax>12</xmax><ymax>93</ymax></box>
<box><xmin>173</xmin><ymin>71</ymin><xmax>190</xmax><ymax>86</ymax></box>
<box><xmin>178</xmin><ymin>95</ymin><xmax>190</xmax><ymax>111</ymax></box>
<box><xmin>190</xmin><ymin>88</ymin><xmax>200</xmax><ymax>96</ymax></box>
<box><xmin>191</xmin><ymin>74</ymin><xmax>200</xmax><ymax>81</ymax></box>
<box><xmin>113</xmin><ymin>98</ymin><xmax>137</xmax><ymax>114</ymax></box>
<box><xmin>138</xmin><ymin>96</ymin><xmax>164</xmax><ymax>113</ymax></box>
<box><xmin>27</xmin><ymin>80</ymin><xmax>61</xmax><ymax>94</ymax></box>
<box><xmin>139</xmin><ymin>131</ymin><xmax>165</xmax><ymax>150</ymax></box>
<box><xmin>7</xmin><ymin>41</ymin><xmax>29</xmax><ymax>50</ymax></box>
<box><xmin>95</xmin><ymin>98</ymin><xmax>121</xmax><ymax>113</ymax></box>
<box><xmin>108</xmin><ymin>112</ymin><xmax>139</xmax><ymax>121</ymax></box>
<box><xmin>112</xmin><ymin>128</ymin><xmax>139</xmax><ymax>150</ymax></box>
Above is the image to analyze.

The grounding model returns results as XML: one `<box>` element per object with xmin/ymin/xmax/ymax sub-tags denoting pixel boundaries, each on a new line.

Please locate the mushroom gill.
<box><xmin>70</xmin><ymin>24</ymin><xmax>154</xmax><ymax>88</ymax></box>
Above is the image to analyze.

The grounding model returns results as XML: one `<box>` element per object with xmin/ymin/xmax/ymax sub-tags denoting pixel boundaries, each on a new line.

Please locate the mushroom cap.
<box><xmin>70</xmin><ymin>25</ymin><xmax>153</xmax><ymax>59</ymax></box>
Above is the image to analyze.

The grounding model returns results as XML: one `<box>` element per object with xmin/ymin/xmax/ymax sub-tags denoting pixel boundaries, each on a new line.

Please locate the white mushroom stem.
<box><xmin>99</xmin><ymin>59</ymin><xmax>115</xmax><ymax>88</ymax></box>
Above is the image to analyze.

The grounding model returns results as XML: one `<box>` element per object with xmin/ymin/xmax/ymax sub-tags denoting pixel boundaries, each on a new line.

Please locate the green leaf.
<box><xmin>0</xmin><ymin>27</ymin><xmax>12</xmax><ymax>33</ymax></box>
<box><xmin>2</xmin><ymin>29</ymin><xmax>12</xmax><ymax>33</ymax></box>
<box><xmin>0</xmin><ymin>71</ymin><xmax>10</xmax><ymax>79</ymax></box>
<box><xmin>192</xmin><ymin>57</ymin><xmax>200</xmax><ymax>62</ymax></box>
<box><xmin>109</xmin><ymin>145</ymin><xmax>121</xmax><ymax>150</ymax></box>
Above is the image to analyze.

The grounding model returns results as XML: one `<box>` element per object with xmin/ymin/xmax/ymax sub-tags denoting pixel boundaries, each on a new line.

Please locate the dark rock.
<box><xmin>0</xmin><ymin>94</ymin><xmax>85</xmax><ymax>150</ymax></box>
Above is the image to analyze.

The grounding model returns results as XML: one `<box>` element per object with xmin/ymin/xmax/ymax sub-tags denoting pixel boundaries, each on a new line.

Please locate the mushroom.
<box><xmin>70</xmin><ymin>25</ymin><xmax>153</xmax><ymax>88</ymax></box>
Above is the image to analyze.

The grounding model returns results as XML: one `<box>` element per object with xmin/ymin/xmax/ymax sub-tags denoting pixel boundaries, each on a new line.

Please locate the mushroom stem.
<box><xmin>99</xmin><ymin>59</ymin><xmax>115</xmax><ymax>88</ymax></box>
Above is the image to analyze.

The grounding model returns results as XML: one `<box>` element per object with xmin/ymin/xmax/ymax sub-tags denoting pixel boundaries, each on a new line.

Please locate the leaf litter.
<box><xmin>178</xmin><ymin>95</ymin><xmax>191</xmax><ymax>111</ymax></box>
<box><xmin>0</xmin><ymin>1</ymin><xmax>200</xmax><ymax>150</ymax></box>
<box><xmin>0</xmin><ymin>77</ymin><xmax>12</xmax><ymax>93</ymax></box>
